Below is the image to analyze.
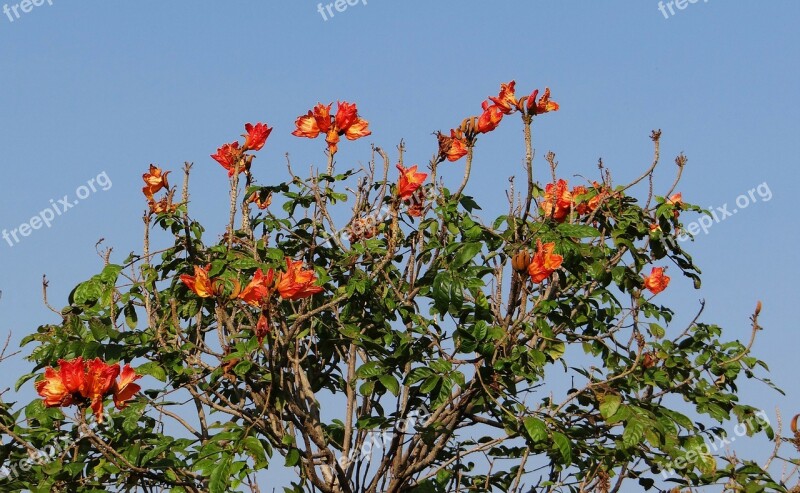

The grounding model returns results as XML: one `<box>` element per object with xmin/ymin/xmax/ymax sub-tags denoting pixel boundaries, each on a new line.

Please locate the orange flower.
<box><xmin>542</xmin><ymin>179</ymin><xmax>573</xmax><ymax>222</ymax></box>
<box><xmin>293</xmin><ymin>101</ymin><xmax>370</xmax><ymax>155</ymax></box>
<box><xmin>276</xmin><ymin>258</ymin><xmax>324</xmax><ymax>300</ymax></box>
<box><xmin>142</xmin><ymin>165</ymin><xmax>170</xmax><ymax>201</ymax></box>
<box><xmin>239</xmin><ymin>268</ymin><xmax>275</xmax><ymax>306</ymax></box>
<box><xmin>527</xmin><ymin>87</ymin><xmax>559</xmax><ymax>115</ymax></box>
<box><xmin>477</xmin><ymin>101</ymin><xmax>504</xmax><ymax>133</ymax></box>
<box><xmin>148</xmin><ymin>196</ymin><xmax>178</xmax><ymax>215</ymax></box>
<box><xmin>35</xmin><ymin>357</ymin><xmax>85</xmax><ymax>408</ymax></box>
<box><xmin>527</xmin><ymin>240</ymin><xmax>563</xmax><ymax>283</ymax></box>
<box><xmin>489</xmin><ymin>81</ymin><xmax>518</xmax><ymax>115</ymax></box>
<box><xmin>255</xmin><ymin>312</ymin><xmax>270</xmax><ymax>344</ymax></box>
<box><xmin>396</xmin><ymin>164</ymin><xmax>427</xmax><ymax>200</ymax></box>
<box><xmin>113</xmin><ymin>364</ymin><xmax>142</xmax><ymax>410</ymax></box>
<box><xmin>180</xmin><ymin>264</ymin><xmax>215</xmax><ymax>298</ymax></box>
<box><xmin>36</xmin><ymin>358</ymin><xmax>141</xmax><ymax>422</ymax></box>
<box><xmin>667</xmin><ymin>192</ymin><xmax>683</xmax><ymax>218</ymax></box>
<box><xmin>248</xmin><ymin>191</ymin><xmax>272</xmax><ymax>210</ymax></box>
<box><xmin>436</xmin><ymin>130</ymin><xmax>469</xmax><ymax>162</ymax></box>
<box><xmin>243</xmin><ymin>122</ymin><xmax>273</xmax><ymax>151</ymax></box>
<box><xmin>643</xmin><ymin>266</ymin><xmax>670</xmax><ymax>294</ymax></box>
<box><xmin>292</xmin><ymin>103</ymin><xmax>332</xmax><ymax>139</ymax></box>
<box><xmin>82</xmin><ymin>358</ymin><xmax>120</xmax><ymax>423</ymax></box>
<box><xmin>211</xmin><ymin>142</ymin><xmax>244</xmax><ymax>177</ymax></box>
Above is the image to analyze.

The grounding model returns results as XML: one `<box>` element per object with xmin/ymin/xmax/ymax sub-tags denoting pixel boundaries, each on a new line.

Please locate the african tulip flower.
<box><xmin>211</xmin><ymin>141</ymin><xmax>244</xmax><ymax>177</ymax></box>
<box><xmin>527</xmin><ymin>87</ymin><xmax>560</xmax><ymax>115</ymax></box>
<box><xmin>243</xmin><ymin>122</ymin><xmax>273</xmax><ymax>151</ymax></box>
<box><xmin>292</xmin><ymin>103</ymin><xmax>332</xmax><ymax>139</ymax></box>
<box><xmin>180</xmin><ymin>264</ymin><xmax>215</xmax><ymax>298</ymax></box>
<box><xmin>239</xmin><ymin>268</ymin><xmax>275</xmax><ymax>306</ymax></box>
<box><xmin>541</xmin><ymin>179</ymin><xmax>573</xmax><ymax>222</ymax></box>
<box><xmin>293</xmin><ymin>101</ymin><xmax>370</xmax><ymax>155</ymax></box>
<box><xmin>255</xmin><ymin>312</ymin><xmax>270</xmax><ymax>344</ymax></box>
<box><xmin>489</xmin><ymin>81</ymin><xmax>518</xmax><ymax>115</ymax></box>
<box><xmin>142</xmin><ymin>164</ymin><xmax>170</xmax><ymax>201</ymax></box>
<box><xmin>276</xmin><ymin>258</ymin><xmax>324</xmax><ymax>300</ymax></box>
<box><xmin>477</xmin><ymin>101</ymin><xmax>504</xmax><ymax>133</ymax></box>
<box><xmin>82</xmin><ymin>358</ymin><xmax>120</xmax><ymax>422</ymax></box>
<box><xmin>249</xmin><ymin>191</ymin><xmax>272</xmax><ymax>210</ymax></box>
<box><xmin>148</xmin><ymin>196</ymin><xmax>178</xmax><ymax>215</ymax></box>
<box><xmin>113</xmin><ymin>364</ymin><xmax>142</xmax><ymax>410</ymax></box>
<box><xmin>643</xmin><ymin>267</ymin><xmax>670</xmax><ymax>295</ymax></box>
<box><xmin>436</xmin><ymin>130</ymin><xmax>469</xmax><ymax>162</ymax></box>
<box><xmin>35</xmin><ymin>357</ymin><xmax>86</xmax><ymax>408</ymax></box>
<box><xmin>527</xmin><ymin>240</ymin><xmax>563</xmax><ymax>283</ymax></box>
<box><xmin>396</xmin><ymin>164</ymin><xmax>427</xmax><ymax>200</ymax></box>
<box><xmin>667</xmin><ymin>193</ymin><xmax>683</xmax><ymax>218</ymax></box>
<box><xmin>35</xmin><ymin>358</ymin><xmax>141</xmax><ymax>423</ymax></box>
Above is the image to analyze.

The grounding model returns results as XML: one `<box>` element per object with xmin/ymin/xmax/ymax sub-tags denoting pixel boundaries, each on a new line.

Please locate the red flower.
<box><xmin>477</xmin><ymin>101</ymin><xmax>504</xmax><ymax>133</ymax></box>
<box><xmin>243</xmin><ymin>122</ymin><xmax>273</xmax><ymax>151</ymax></box>
<box><xmin>113</xmin><ymin>364</ymin><xmax>142</xmax><ymax>410</ymax></box>
<box><xmin>238</xmin><ymin>268</ymin><xmax>275</xmax><ymax>306</ymax></box>
<box><xmin>541</xmin><ymin>179</ymin><xmax>573</xmax><ymax>222</ymax></box>
<box><xmin>276</xmin><ymin>258</ymin><xmax>324</xmax><ymax>300</ymax></box>
<box><xmin>34</xmin><ymin>357</ymin><xmax>85</xmax><ymax>408</ymax></box>
<box><xmin>142</xmin><ymin>165</ymin><xmax>170</xmax><ymax>201</ymax></box>
<box><xmin>489</xmin><ymin>81</ymin><xmax>518</xmax><ymax>115</ymax></box>
<box><xmin>255</xmin><ymin>312</ymin><xmax>270</xmax><ymax>345</ymax></box>
<box><xmin>643</xmin><ymin>267</ymin><xmax>670</xmax><ymax>295</ymax></box>
<box><xmin>211</xmin><ymin>142</ymin><xmax>244</xmax><ymax>177</ymax></box>
<box><xmin>293</xmin><ymin>101</ymin><xmax>370</xmax><ymax>155</ymax></box>
<box><xmin>437</xmin><ymin>130</ymin><xmax>469</xmax><ymax>162</ymax></box>
<box><xmin>527</xmin><ymin>240</ymin><xmax>563</xmax><ymax>283</ymax></box>
<box><xmin>83</xmin><ymin>358</ymin><xmax>120</xmax><ymax>423</ymax></box>
<box><xmin>35</xmin><ymin>358</ymin><xmax>142</xmax><ymax>424</ymax></box>
<box><xmin>396</xmin><ymin>164</ymin><xmax>427</xmax><ymax>200</ymax></box>
<box><xmin>180</xmin><ymin>264</ymin><xmax>215</xmax><ymax>298</ymax></box>
<box><xmin>527</xmin><ymin>88</ymin><xmax>560</xmax><ymax>115</ymax></box>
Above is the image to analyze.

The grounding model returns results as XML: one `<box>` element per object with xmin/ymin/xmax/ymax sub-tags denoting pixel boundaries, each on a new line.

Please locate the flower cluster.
<box><xmin>478</xmin><ymin>80</ymin><xmax>559</xmax><ymax>133</ymax></box>
<box><xmin>643</xmin><ymin>266</ymin><xmax>671</xmax><ymax>294</ymax></box>
<box><xmin>541</xmin><ymin>179</ymin><xmax>610</xmax><ymax>223</ymax></box>
<box><xmin>181</xmin><ymin>257</ymin><xmax>324</xmax><ymax>344</ymax></box>
<box><xmin>292</xmin><ymin>102</ymin><xmax>371</xmax><ymax>155</ymax></box>
<box><xmin>142</xmin><ymin>164</ymin><xmax>178</xmax><ymax>215</ymax></box>
<box><xmin>35</xmin><ymin>357</ymin><xmax>141</xmax><ymax>423</ymax></box>
<box><xmin>211</xmin><ymin>122</ymin><xmax>273</xmax><ymax>177</ymax></box>
<box><xmin>396</xmin><ymin>164</ymin><xmax>428</xmax><ymax>217</ymax></box>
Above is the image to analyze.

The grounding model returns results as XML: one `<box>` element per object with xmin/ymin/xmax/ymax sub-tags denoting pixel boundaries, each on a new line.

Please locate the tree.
<box><xmin>1</xmin><ymin>81</ymin><xmax>797</xmax><ymax>492</ymax></box>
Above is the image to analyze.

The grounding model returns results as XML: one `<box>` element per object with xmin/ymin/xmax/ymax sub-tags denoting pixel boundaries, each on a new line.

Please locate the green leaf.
<box><xmin>600</xmin><ymin>395</ymin><xmax>622</xmax><ymax>420</ymax></box>
<box><xmin>209</xmin><ymin>456</ymin><xmax>233</xmax><ymax>493</ymax></box>
<box><xmin>124</xmin><ymin>302</ymin><xmax>138</xmax><ymax>330</ymax></box>
<box><xmin>523</xmin><ymin>417</ymin><xmax>547</xmax><ymax>442</ymax></box>
<box><xmin>285</xmin><ymin>449</ymin><xmax>301</xmax><ymax>467</ymax></box>
<box><xmin>557</xmin><ymin>223</ymin><xmax>600</xmax><ymax>238</ymax></box>
<box><xmin>136</xmin><ymin>362</ymin><xmax>167</xmax><ymax>382</ymax></box>
<box><xmin>622</xmin><ymin>417</ymin><xmax>646</xmax><ymax>448</ymax></box>
<box><xmin>378</xmin><ymin>375</ymin><xmax>400</xmax><ymax>396</ymax></box>
<box><xmin>551</xmin><ymin>432</ymin><xmax>572</xmax><ymax>465</ymax></box>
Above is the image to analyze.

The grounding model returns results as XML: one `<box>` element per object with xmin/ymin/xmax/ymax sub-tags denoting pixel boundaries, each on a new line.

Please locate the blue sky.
<box><xmin>0</xmin><ymin>1</ymin><xmax>798</xmax><ymax>490</ymax></box>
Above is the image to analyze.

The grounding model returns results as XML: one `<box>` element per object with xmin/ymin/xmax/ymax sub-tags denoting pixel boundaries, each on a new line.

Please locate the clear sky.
<box><xmin>0</xmin><ymin>1</ymin><xmax>798</xmax><ymax>491</ymax></box>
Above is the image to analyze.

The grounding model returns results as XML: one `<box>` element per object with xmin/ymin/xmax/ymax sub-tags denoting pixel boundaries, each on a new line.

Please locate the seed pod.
<box><xmin>511</xmin><ymin>251</ymin><xmax>531</xmax><ymax>273</ymax></box>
